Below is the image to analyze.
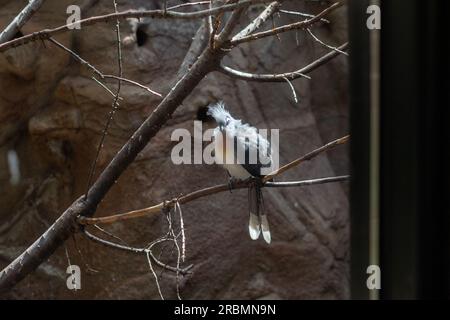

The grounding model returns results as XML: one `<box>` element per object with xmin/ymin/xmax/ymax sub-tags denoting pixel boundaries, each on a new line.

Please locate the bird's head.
<box><xmin>207</xmin><ymin>101</ymin><xmax>233</xmax><ymax>131</ymax></box>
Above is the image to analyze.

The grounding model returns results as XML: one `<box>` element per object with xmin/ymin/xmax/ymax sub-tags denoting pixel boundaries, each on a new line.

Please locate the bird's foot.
<box><xmin>228</xmin><ymin>177</ymin><xmax>237</xmax><ymax>193</ymax></box>
<box><xmin>245</xmin><ymin>176</ymin><xmax>263</xmax><ymax>188</ymax></box>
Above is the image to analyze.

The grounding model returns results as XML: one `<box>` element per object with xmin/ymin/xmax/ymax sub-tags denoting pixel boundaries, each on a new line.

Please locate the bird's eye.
<box><xmin>225</xmin><ymin>117</ymin><xmax>231</xmax><ymax>125</ymax></box>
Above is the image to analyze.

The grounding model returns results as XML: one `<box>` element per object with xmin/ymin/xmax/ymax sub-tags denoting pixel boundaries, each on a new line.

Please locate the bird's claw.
<box><xmin>245</xmin><ymin>176</ymin><xmax>263</xmax><ymax>187</ymax></box>
<box><xmin>228</xmin><ymin>177</ymin><xmax>236</xmax><ymax>193</ymax></box>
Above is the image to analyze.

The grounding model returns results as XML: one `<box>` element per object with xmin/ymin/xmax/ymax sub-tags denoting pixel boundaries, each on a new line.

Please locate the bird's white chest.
<box><xmin>213</xmin><ymin>129</ymin><xmax>252</xmax><ymax>180</ymax></box>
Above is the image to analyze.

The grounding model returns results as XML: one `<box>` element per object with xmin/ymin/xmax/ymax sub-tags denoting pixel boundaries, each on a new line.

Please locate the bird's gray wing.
<box><xmin>235</xmin><ymin>136</ymin><xmax>271</xmax><ymax>178</ymax></box>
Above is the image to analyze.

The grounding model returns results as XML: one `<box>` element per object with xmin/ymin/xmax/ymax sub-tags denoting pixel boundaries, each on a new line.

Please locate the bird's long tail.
<box><xmin>248</xmin><ymin>183</ymin><xmax>271</xmax><ymax>244</ymax></box>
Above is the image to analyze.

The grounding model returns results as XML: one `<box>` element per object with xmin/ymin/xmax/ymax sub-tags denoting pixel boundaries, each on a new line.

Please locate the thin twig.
<box><xmin>265</xmin><ymin>175</ymin><xmax>349</xmax><ymax>187</ymax></box>
<box><xmin>167</xmin><ymin>208</ymin><xmax>182</xmax><ymax>300</ymax></box>
<box><xmin>176</xmin><ymin>201</ymin><xmax>186</xmax><ymax>263</ymax></box>
<box><xmin>306</xmin><ymin>28</ymin><xmax>349</xmax><ymax>56</ymax></box>
<box><xmin>263</xmin><ymin>135</ymin><xmax>350</xmax><ymax>182</ymax></box>
<box><xmin>93</xmin><ymin>224</ymin><xmax>129</xmax><ymax>246</ymax></box>
<box><xmin>103</xmin><ymin>75</ymin><xmax>163</xmax><ymax>97</ymax></box>
<box><xmin>283</xmin><ymin>76</ymin><xmax>298</xmax><ymax>103</ymax></box>
<box><xmin>168</xmin><ymin>2</ymin><xmax>210</xmax><ymax>11</ymax></box>
<box><xmin>47</xmin><ymin>37</ymin><xmax>125</xmax><ymax>102</ymax></box>
<box><xmin>219</xmin><ymin>42</ymin><xmax>348</xmax><ymax>82</ymax></box>
<box><xmin>229</xmin><ymin>2</ymin><xmax>342</xmax><ymax>46</ymax></box>
<box><xmin>47</xmin><ymin>37</ymin><xmax>103</xmax><ymax>77</ymax></box>
<box><xmin>85</xmin><ymin>0</ymin><xmax>124</xmax><ymax>198</ymax></box>
<box><xmin>91</xmin><ymin>76</ymin><xmax>123</xmax><ymax>101</ymax></box>
<box><xmin>279</xmin><ymin>9</ymin><xmax>330</xmax><ymax>24</ymax></box>
<box><xmin>83</xmin><ymin>230</ymin><xmax>193</xmax><ymax>274</ymax></box>
<box><xmin>72</xmin><ymin>235</ymin><xmax>99</xmax><ymax>273</ymax></box>
<box><xmin>146</xmin><ymin>250</ymin><xmax>164</xmax><ymax>300</ymax></box>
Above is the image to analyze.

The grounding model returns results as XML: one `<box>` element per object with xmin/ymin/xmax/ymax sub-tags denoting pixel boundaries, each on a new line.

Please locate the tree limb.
<box><xmin>232</xmin><ymin>1</ymin><xmax>281</xmax><ymax>41</ymax></box>
<box><xmin>78</xmin><ymin>175</ymin><xmax>349</xmax><ymax>226</ymax></box>
<box><xmin>219</xmin><ymin>42</ymin><xmax>348</xmax><ymax>82</ymax></box>
<box><xmin>0</xmin><ymin>0</ymin><xmax>46</xmax><ymax>44</ymax></box>
<box><xmin>78</xmin><ymin>135</ymin><xmax>350</xmax><ymax>226</ymax></box>
<box><xmin>263</xmin><ymin>135</ymin><xmax>350</xmax><ymax>182</ymax></box>
<box><xmin>0</xmin><ymin>0</ymin><xmax>272</xmax><ymax>52</ymax></box>
<box><xmin>229</xmin><ymin>2</ymin><xmax>342</xmax><ymax>46</ymax></box>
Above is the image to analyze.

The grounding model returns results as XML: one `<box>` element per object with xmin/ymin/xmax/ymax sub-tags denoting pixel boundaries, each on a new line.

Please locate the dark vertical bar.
<box><xmin>416</xmin><ymin>0</ymin><xmax>450</xmax><ymax>299</ymax></box>
<box><xmin>380</xmin><ymin>0</ymin><xmax>450</xmax><ymax>299</ymax></box>
<box><xmin>380</xmin><ymin>0</ymin><xmax>420</xmax><ymax>299</ymax></box>
<box><xmin>348</xmin><ymin>0</ymin><xmax>371</xmax><ymax>299</ymax></box>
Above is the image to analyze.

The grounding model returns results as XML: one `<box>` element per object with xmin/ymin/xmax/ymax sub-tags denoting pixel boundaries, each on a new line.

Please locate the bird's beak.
<box><xmin>219</xmin><ymin>124</ymin><xmax>224</xmax><ymax>131</ymax></box>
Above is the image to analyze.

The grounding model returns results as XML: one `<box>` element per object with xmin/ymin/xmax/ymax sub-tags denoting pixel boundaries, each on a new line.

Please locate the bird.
<box><xmin>207</xmin><ymin>102</ymin><xmax>272</xmax><ymax>244</ymax></box>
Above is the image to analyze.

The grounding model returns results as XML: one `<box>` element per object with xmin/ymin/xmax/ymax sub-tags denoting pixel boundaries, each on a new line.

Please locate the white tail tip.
<box><xmin>261</xmin><ymin>215</ymin><xmax>271</xmax><ymax>244</ymax></box>
<box><xmin>249</xmin><ymin>213</ymin><xmax>261</xmax><ymax>240</ymax></box>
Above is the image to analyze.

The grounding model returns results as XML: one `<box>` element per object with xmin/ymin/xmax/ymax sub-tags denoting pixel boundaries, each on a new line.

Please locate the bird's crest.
<box><xmin>207</xmin><ymin>101</ymin><xmax>233</xmax><ymax>125</ymax></box>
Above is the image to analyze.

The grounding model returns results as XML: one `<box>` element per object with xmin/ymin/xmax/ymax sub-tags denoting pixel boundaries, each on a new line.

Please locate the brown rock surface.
<box><xmin>0</xmin><ymin>0</ymin><xmax>349</xmax><ymax>299</ymax></box>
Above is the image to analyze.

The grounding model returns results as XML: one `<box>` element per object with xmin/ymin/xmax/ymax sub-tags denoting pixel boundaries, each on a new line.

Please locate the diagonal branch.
<box><xmin>219</xmin><ymin>42</ymin><xmax>348</xmax><ymax>82</ymax></box>
<box><xmin>229</xmin><ymin>2</ymin><xmax>342</xmax><ymax>46</ymax></box>
<box><xmin>78</xmin><ymin>175</ymin><xmax>350</xmax><ymax>226</ymax></box>
<box><xmin>232</xmin><ymin>1</ymin><xmax>281</xmax><ymax>41</ymax></box>
<box><xmin>306</xmin><ymin>28</ymin><xmax>349</xmax><ymax>56</ymax></box>
<box><xmin>0</xmin><ymin>0</ymin><xmax>47</xmax><ymax>44</ymax></box>
<box><xmin>263</xmin><ymin>135</ymin><xmax>350</xmax><ymax>182</ymax></box>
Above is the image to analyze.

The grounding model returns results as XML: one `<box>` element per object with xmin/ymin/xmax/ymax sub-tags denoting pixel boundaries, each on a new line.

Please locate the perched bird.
<box><xmin>208</xmin><ymin>102</ymin><xmax>272</xmax><ymax>244</ymax></box>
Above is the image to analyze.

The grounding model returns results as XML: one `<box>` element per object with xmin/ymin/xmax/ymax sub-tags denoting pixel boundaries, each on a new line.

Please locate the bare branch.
<box><xmin>168</xmin><ymin>2</ymin><xmax>210</xmax><ymax>11</ymax></box>
<box><xmin>85</xmin><ymin>0</ymin><xmax>124</xmax><ymax>198</ymax></box>
<box><xmin>78</xmin><ymin>135</ymin><xmax>350</xmax><ymax>226</ymax></box>
<box><xmin>47</xmin><ymin>37</ymin><xmax>103</xmax><ymax>78</ymax></box>
<box><xmin>263</xmin><ymin>135</ymin><xmax>350</xmax><ymax>182</ymax></box>
<box><xmin>0</xmin><ymin>0</ymin><xmax>46</xmax><ymax>44</ymax></box>
<box><xmin>78</xmin><ymin>174</ymin><xmax>350</xmax><ymax>226</ymax></box>
<box><xmin>177</xmin><ymin>20</ymin><xmax>209</xmax><ymax>80</ymax></box>
<box><xmin>229</xmin><ymin>2</ymin><xmax>342</xmax><ymax>46</ymax></box>
<box><xmin>83</xmin><ymin>230</ymin><xmax>193</xmax><ymax>275</ymax></box>
<box><xmin>265</xmin><ymin>175</ymin><xmax>349</xmax><ymax>187</ymax></box>
<box><xmin>306</xmin><ymin>28</ymin><xmax>348</xmax><ymax>56</ymax></box>
<box><xmin>175</xmin><ymin>201</ymin><xmax>186</xmax><ymax>263</ymax></box>
<box><xmin>103</xmin><ymin>75</ymin><xmax>163</xmax><ymax>98</ymax></box>
<box><xmin>146</xmin><ymin>250</ymin><xmax>164</xmax><ymax>300</ymax></box>
<box><xmin>216</xmin><ymin>1</ymin><xmax>248</xmax><ymax>44</ymax></box>
<box><xmin>279</xmin><ymin>9</ymin><xmax>330</xmax><ymax>24</ymax></box>
<box><xmin>0</xmin><ymin>0</ymin><xmax>272</xmax><ymax>52</ymax></box>
<box><xmin>218</xmin><ymin>42</ymin><xmax>348</xmax><ymax>82</ymax></box>
<box><xmin>283</xmin><ymin>76</ymin><xmax>299</xmax><ymax>103</ymax></box>
<box><xmin>232</xmin><ymin>1</ymin><xmax>281</xmax><ymax>41</ymax></box>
